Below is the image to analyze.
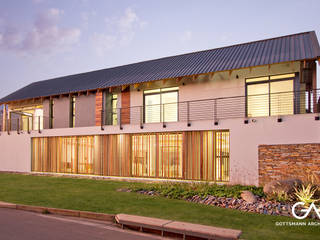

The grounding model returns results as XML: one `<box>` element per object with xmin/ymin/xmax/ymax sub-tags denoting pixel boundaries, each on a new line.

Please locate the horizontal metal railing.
<box><xmin>4</xmin><ymin>114</ymin><xmax>50</xmax><ymax>134</ymax></box>
<box><xmin>1</xmin><ymin>88</ymin><xmax>320</xmax><ymax>133</ymax></box>
<box><xmin>100</xmin><ymin>88</ymin><xmax>320</xmax><ymax>128</ymax></box>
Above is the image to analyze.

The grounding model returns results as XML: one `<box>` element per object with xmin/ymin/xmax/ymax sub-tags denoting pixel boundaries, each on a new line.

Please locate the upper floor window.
<box><xmin>112</xmin><ymin>94</ymin><xmax>118</xmax><ymax>125</ymax></box>
<box><xmin>49</xmin><ymin>99</ymin><xmax>54</xmax><ymax>129</ymax></box>
<box><xmin>70</xmin><ymin>96</ymin><xmax>76</xmax><ymax>128</ymax></box>
<box><xmin>246</xmin><ymin>73</ymin><xmax>295</xmax><ymax>117</ymax></box>
<box><xmin>104</xmin><ymin>93</ymin><xmax>118</xmax><ymax>126</ymax></box>
<box><xmin>144</xmin><ymin>87</ymin><xmax>178</xmax><ymax>123</ymax></box>
<box><xmin>10</xmin><ymin>105</ymin><xmax>43</xmax><ymax>131</ymax></box>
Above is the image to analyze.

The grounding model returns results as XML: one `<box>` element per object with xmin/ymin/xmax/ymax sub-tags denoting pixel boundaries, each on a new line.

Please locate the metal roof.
<box><xmin>1</xmin><ymin>31</ymin><xmax>320</xmax><ymax>104</ymax></box>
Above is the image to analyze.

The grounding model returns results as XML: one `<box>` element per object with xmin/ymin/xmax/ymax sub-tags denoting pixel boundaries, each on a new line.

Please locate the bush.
<box><xmin>294</xmin><ymin>184</ymin><xmax>318</xmax><ymax>207</ymax></box>
<box><xmin>130</xmin><ymin>182</ymin><xmax>265</xmax><ymax>199</ymax></box>
<box><xmin>266</xmin><ymin>190</ymin><xmax>293</xmax><ymax>203</ymax></box>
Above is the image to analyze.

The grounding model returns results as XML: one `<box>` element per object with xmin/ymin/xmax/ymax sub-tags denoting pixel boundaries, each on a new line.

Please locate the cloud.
<box><xmin>118</xmin><ymin>8</ymin><xmax>139</xmax><ymax>32</ymax></box>
<box><xmin>0</xmin><ymin>8</ymin><xmax>81</xmax><ymax>54</ymax></box>
<box><xmin>91</xmin><ymin>33</ymin><xmax>117</xmax><ymax>56</ymax></box>
<box><xmin>91</xmin><ymin>7</ymin><xmax>146</xmax><ymax>55</ymax></box>
<box><xmin>81</xmin><ymin>10</ymin><xmax>96</xmax><ymax>28</ymax></box>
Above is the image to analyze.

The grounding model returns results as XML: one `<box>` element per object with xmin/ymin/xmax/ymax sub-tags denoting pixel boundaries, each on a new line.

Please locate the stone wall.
<box><xmin>259</xmin><ymin>144</ymin><xmax>320</xmax><ymax>185</ymax></box>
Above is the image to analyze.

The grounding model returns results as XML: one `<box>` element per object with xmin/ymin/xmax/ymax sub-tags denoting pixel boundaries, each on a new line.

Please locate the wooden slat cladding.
<box><xmin>121</xmin><ymin>90</ymin><xmax>130</xmax><ymax>125</ymax></box>
<box><xmin>95</xmin><ymin>91</ymin><xmax>103</xmax><ymax>126</ymax></box>
<box><xmin>32</xmin><ymin>136</ymin><xmax>98</xmax><ymax>175</ymax></box>
<box><xmin>31</xmin><ymin>131</ymin><xmax>230</xmax><ymax>181</ymax></box>
<box><xmin>131</xmin><ymin>133</ymin><xmax>183</xmax><ymax>178</ymax></box>
<box><xmin>102</xmin><ymin>134</ymin><xmax>131</xmax><ymax>177</ymax></box>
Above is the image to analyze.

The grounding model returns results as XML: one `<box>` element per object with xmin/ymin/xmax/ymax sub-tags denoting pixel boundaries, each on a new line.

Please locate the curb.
<box><xmin>0</xmin><ymin>201</ymin><xmax>242</xmax><ymax>239</ymax></box>
<box><xmin>0</xmin><ymin>201</ymin><xmax>115</xmax><ymax>222</ymax></box>
<box><xmin>115</xmin><ymin>213</ymin><xmax>242</xmax><ymax>240</ymax></box>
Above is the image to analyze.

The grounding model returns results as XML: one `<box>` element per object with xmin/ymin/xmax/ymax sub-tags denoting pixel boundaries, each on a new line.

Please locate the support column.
<box><xmin>2</xmin><ymin>104</ymin><xmax>7</xmax><ymax>131</ymax></box>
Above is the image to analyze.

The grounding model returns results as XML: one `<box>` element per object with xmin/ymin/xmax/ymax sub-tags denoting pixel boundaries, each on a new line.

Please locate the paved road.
<box><xmin>0</xmin><ymin>208</ymin><xmax>164</xmax><ymax>240</ymax></box>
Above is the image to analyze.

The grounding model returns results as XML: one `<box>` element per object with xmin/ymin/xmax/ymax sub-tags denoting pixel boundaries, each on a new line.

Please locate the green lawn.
<box><xmin>0</xmin><ymin>173</ymin><xmax>318</xmax><ymax>240</ymax></box>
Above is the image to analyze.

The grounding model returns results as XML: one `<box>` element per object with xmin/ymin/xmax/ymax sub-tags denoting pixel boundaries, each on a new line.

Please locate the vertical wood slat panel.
<box><xmin>31</xmin><ymin>131</ymin><xmax>229</xmax><ymax>182</ymax></box>
<box><xmin>95</xmin><ymin>91</ymin><xmax>103</xmax><ymax>126</ymax></box>
<box><xmin>121</xmin><ymin>90</ymin><xmax>130</xmax><ymax>125</ymax></box>
<box><xmin>182</xmin><ymin>132</ymin><xmax>186</xmax><ymax>179</ymax></box>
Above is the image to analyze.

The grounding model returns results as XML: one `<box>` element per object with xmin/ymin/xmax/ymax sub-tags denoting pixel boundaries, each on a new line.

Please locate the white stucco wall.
<box><xmin>0</xmin><ymin>113</ymin><xmax>319</xmax><ymax>186</ymax></box>
<box><xmin>0</xmin><ymin>133</ymin><xmax>31</xmax><ymax>172</ymax></box>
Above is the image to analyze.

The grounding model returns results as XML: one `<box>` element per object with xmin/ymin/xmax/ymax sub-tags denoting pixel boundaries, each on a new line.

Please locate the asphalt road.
<box><xmin>0</xmin><ymin>208</ymin><xmax>164</xmax><ymax>240</ymax></box>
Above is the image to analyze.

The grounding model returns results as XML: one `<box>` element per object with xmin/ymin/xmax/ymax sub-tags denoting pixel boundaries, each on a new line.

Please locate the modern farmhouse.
<box><xmin>0</xmin><ymin>31</ymin><xmax>320</xmax><ymax>186</ymax></box>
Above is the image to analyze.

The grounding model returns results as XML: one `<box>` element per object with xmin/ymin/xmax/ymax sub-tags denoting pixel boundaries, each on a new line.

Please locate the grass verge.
<box><xmin>0</xmin><ymin>173</ymin><xmax>319</xmax><ymax>240</ymax></box>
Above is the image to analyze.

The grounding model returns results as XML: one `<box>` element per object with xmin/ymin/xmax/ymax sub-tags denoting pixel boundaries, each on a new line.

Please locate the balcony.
<box><xmin>1</xmin><ymin>88</ymin><xmax>319</xmax><ymax>134</ymax></box>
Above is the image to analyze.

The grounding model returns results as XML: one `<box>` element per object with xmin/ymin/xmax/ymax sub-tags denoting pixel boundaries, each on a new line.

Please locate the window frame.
<box><xmin>111</xmin><ymin>94</ymin><xmax>118</xmax><ymax>125</ymax></box>
<box><xmin>245</xmin><ymin>73</ymin><xmax>297</xmax><ymax>117</ymax></box>
<box><xmin>143</xmin><ymin>87</ymin><xmax>179</xmax><ymax>123</ymax></box>
<box><xmin>69</xmin><ymin>96</ymin><xmax>76</xmax><ymax>128</ymax></box>
<box><xmin>49</xmin><ymin>99</ymin><xmax>54</xmax><ymax>129</ymax></box>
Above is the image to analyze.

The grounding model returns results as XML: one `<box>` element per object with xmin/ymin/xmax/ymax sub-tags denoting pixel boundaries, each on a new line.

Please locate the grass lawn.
<box><xmin>0</xmin><ymin>173</ymin><xmax>319</xmax><ymax>240</ymax></box>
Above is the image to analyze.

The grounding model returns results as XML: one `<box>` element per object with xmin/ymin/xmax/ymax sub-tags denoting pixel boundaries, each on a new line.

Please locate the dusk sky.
<box><xmin>0</xmin><ymin>0</ymin><xmax>319</xmax><ymax>99</ymax></box>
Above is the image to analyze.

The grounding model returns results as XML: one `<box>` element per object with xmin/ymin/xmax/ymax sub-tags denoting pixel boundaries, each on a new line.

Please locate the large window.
<box><xmin>246</xmin><ymin>73</ymin><xmax>295</xmax><ymax>117</ymax></box>
<box><xmin>144</xmin><ymin>87</ymin><xmax>178</xmax><ymax>123</ymax></box>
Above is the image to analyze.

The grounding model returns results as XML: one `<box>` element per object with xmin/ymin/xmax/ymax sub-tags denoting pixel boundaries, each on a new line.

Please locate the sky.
<box><xmin>0</xmin><ymin>0</ymin><xmax>319</xmax><ymax>99</ymax></box>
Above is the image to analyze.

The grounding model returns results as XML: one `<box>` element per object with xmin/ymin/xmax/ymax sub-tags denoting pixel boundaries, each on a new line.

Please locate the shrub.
<box><xmin>294</xmin><ymin>184</ymin><xmax>318</xmax><ymax>207</ymax></box>
<box><xmin>266</xmin><ymin>190</ymin><xmax>293</xmax><ymax>203</ymax></box>
<box><xmin>130</xmin><ymin>182</ymin><xmax>265</xmax><ymax>199</ymax></box>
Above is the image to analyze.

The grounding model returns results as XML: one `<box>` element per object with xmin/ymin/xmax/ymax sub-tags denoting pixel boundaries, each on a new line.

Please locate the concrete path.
<box><xmin>0</xmin><ymin>208</ymin><xmax>165</xmax><ymax>240</ymax></box>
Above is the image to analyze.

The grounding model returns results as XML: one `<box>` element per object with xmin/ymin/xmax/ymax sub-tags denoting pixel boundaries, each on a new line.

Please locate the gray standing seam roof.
<box><xmin>1</xmin><ymin>31</ymin><xmax>320</xmax><ymax>104</ymax></box>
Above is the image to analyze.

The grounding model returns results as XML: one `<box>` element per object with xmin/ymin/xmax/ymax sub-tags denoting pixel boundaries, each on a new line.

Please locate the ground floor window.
<box><xmin>131</xmin><ymin>133</ymin><xmax>183</xmax><ymax>178</ymax></box>
<box><xmin>32</xmin><ymin>130</ymin><xmax>230</xmax><ymax>182</ymax></box>
<box><xmin>31</xmin><ymin>136</ymin><xmax>97</xmax><ymax>174</ymax></box>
